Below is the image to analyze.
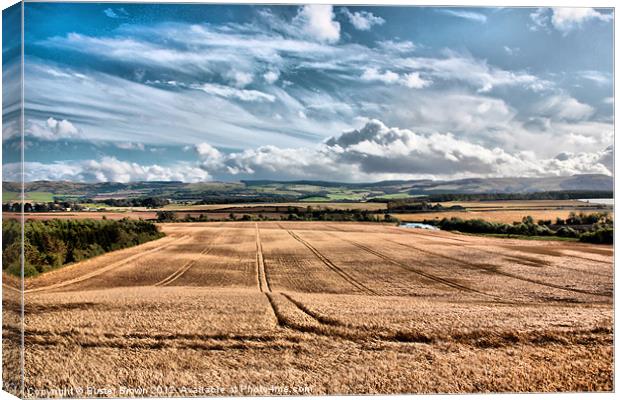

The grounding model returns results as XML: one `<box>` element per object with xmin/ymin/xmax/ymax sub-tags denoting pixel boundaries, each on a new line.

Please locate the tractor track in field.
<box><xmin>392</xmin><ymin>225</ymin><xmax>611</xmax><ymax>265</ymax></box>
<box><xmin>263</xmin><ymin>293</ymin><xmax>441</xmax><ymax>344</ymax></box>
<box><xmin>255</xmin><ymin>223</ymin><xmax>272</xmax><ymax>293</ymax></box>
<box><xmin>6</xmin><ymin>324</ymin><xmax>303</xmax><ymax>351</ymax></box>
<box><xmin>387</xmin><ymin>225</ymin><xmax>612</xmax><ymax>278</ymax></box>
<box><xmin>329</xmin><ymin>234</ymin><xmax>501</xmax><ymax>300</ymax></box>
<box><xmin>153</xmin><ymin>232</ymin><xmax>224</xmax><ymax>287</ymax></box>
<box><xmin>285</xmin><ymin>229</ymin><xmax>378</xmax><ymax>296</ymax></box>
<box><xmin>280</xmin><ymin>293</ymin><xmax>352</xmax><ymax>328</ymax></box>
<box><xmin>24</xmin><ymin>235</ymin><xmax>192</xmax><ymax>294</ymax></box>
<box><xmin>329</xmin><ymin>225</ymin><xmax>609</xmax><ymax>296</ymax></box>
<box><xmin>557</xmin><ymin>253</ymin><xmax>613</xmax><ymax>265</ymax></box>
<box><xmin>443</xmin><ymin>236</ymin><xmax>611</xmax><ymax>267</ymax></box>
<box><xmin>468</xmin><ymin>246</ymin><xmax>613</xmax><ymax>278</ymax></box>
<box><xmin>386</xmin><ymin>238</ymin><xmax>611</xmax><ymax>298</ymax></box>
<box><xmin>2</xmin><ymin>284</ymin><xmax>20</xmax><ymax>293</ymax></box>
<box><xmin>519</xmin><ymin>248</ymin><xmax>613</xmax><ymax>266</ymax></box>
<box><xmin>264</xmin><ymin>292</ymin><xmax>373</xmax><ymax>342</ymax></box>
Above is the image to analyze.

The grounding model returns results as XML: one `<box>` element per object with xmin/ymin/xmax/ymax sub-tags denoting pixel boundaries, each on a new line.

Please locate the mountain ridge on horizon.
<box><xmin>2</xmin><ymin>174</ymin><xmax>613</xmax><ymax>201</ymax></box>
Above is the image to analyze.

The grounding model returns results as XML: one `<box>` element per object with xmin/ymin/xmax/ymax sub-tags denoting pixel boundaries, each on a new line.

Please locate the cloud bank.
<box><xmin>530</xmin><ymin>8</ymin><xmax>612</xmax><ymax>33</ymax></box>
<box><xmin>6</xmin><ymin>120</ymin><xmax>611</xmax><ymax>183</ymax></box>
<box><xmin>4</xmin><ymin>157</ymin><xmax>210</xmax><ymax>183</ymax></box>
<box><xmin>6</xmin><ymin>5</ymin><xmax>613</xmax><ymax>184</ymax></box>
<box><xmin>191</xmin><ymin>120</ymin><xmax>612</xmax><ymax>182</ymax></box>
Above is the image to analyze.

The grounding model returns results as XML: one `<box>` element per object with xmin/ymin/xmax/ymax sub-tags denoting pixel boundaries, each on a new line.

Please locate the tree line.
<box><xmin>3</xmin><ymin>201</ymin><xmax>86</xmax><ymax>213</ymax></box>
<box><xmin>91</xmin><ymin>197</ymin><xmax>170</xmax><ymax>208</ymax></box>
<box><xmin>430</xmin><ymin>212</ymin><xmax>612</xmax><ymax>244</ymax></box>
<box><xmin>422</xmin><ymin>191</ymin><xmax>613</xmax><ymax>202</ymax></box>
<box><xmin>2</xmin><ymin>218</ymin><xmax>164</xmax><ymax>277</ymax></box>
<box><xmin>156</xmin><ymin>207</ymin><xmax>400</xmax><ymax>223</ymax></box>
<box><xmin>386</xmin><ymin>200</ymin><xmax>465</xmax><ymax>213</ymax></box>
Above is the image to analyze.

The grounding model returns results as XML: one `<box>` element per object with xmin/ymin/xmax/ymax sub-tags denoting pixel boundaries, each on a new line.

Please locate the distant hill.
<box><xmin>246</xmin><ymin>175</ymin><xmax>613</xmax><ymax>194</ymax></box>
<box><xmin>404</xmin><ymin>174</ymin><xmax>613</xmax><ymax>194</ymax></box>
<box><xmin>2</xmin><ymin>174</ymin><xmax>613</xmax><ymax>203</ymax></box>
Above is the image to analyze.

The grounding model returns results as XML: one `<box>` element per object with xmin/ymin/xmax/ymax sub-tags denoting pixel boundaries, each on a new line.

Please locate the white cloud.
<box><xmin>384</xmin><ymin>93</ymin><xmax>515</xmax><ymax>139</ymax></box>
<box><xmin>530</xmin><ymin>8</ymin><xmax>612</xmax><ymax>34</ymax></box>
<box><xmin>103</xmin><ymin>8</ymin><xmax>128</xmax><ymax>19</ymax></box>
<box><xmin>503</xmin><ymin>46</ymin><xmax>519</xmax><ymax>55</ymax></box>
<box><xmin>230</xmin><ymin>71</ymin><xmax>253</xmax><ymax>87</ymax></box>
<box><xmin>5</xmin><ymin>157</ymin><xmax>211</xmax><ymax>183</ymax></box>
<box><xmin>579</xmin><ymin>70</ymin><xmax>611</xmax><ymax>85</ymax></box>
<box><xmin>551</xmin><ymin>8</ymin><xmax>612</xmax><ymax>34</ymax></box>
<box><xmin>361</xmin><ymin>68</ymin><xmax>431</xmax><ymax>89</ymax></box>
<box><xmin>398</xmin><ymin>52</ymin><xmax>549</xmax><ymax>93</ymax></box>
<box><xmin>376</xmin><ymin>40</ymin><xmax>416</xmax><ymax>53</ymax></box>
<box><xmin>42</xmin><ymin>20</ymin><xmax>551</xmax><ymax>99</ymax></box>
<box><xmin>402</xmin><ymin>72</ymin><xmax>431</xmax><ymax>89</ymax></box>
<box><xmin>529</xmin><ymin>8</ymin><xmax>550</xmax><ymax>31</ymax></box>
<box><xmin>8</xmin><ymin>117</ymin><xmax>612</xmax><ymax>183</ymax></box>
<box><xmin>439</xmin><ymin>9</ymin><xmax>487</xmax><ymax>23</ymax></box>
<box><xmin>195</xmin><ymin>142</ymin><xmax>224</xmax><ymax>170</ymax></box>
<box><xmin>193</xmin><ymin>120</ymin><xmax>612</xmax><ymax>181</ymax></box>
<box><xmin>292</xmin><ymin>5</ymin><xmax>340</xmax><ymax>43</ymax></box>
<box><xmin>24</xmin><ymin>117</ymin><xmax>81</xmax><ymax>140</ymax></box>
<box><xmin>566</xmin><ymin>132</ymin><xmax>597</xmax><ymax>146</ymax></box>
<box><xmin>103</xmin><ymin>9</ymin><xmax>122</xmax><ymax>19</ymax></box>
<box><xmin>26</xmin><ymin>62</ymin><xmax>315</xmax><ymax>149</ymax></box>
<box><xmin>536</xmin><ymin>94</ymin><xmax>594</xmax><ymax>121</ymax></box>
<box><xmin>597</xmin><ymin>145</ymin><xmax>613</xmax><ymax>172</ymax></box>
<box><xmin>30</xmin><ymin>15</ymin><xmax>606</xmax><ymax>170</ymax></box>
<box><xmin>550</xmin><ymin>147</ymin><xmax>612</xmax><ymax>176</ymax></box>
<box><xmin>115</xmin><ymin>142</ymin><xmax>145</xmax><ymax>151</ymax></box>
<box><xmin>191</xmin><ymin>83</ymin><xmax>275</xmax><ymax>102</ymax></box>
<box><xmin>540</xmin><ymin>120</ymin><xmax>613</xmax><ymax>155</ymax></box>
<box><xmin>361</xmin><ymin>67</ymin><xmax>400</xmax><ymax>84</ymax></box>
<box><xmin>342</xmin><ymin>9</ymin><xmax>385</xmax><ymax>31</ymax></box>
<box><xmin>263</xmin><ymin>70</ymin><xmax>280</xmax><ymax>84</ymax></box>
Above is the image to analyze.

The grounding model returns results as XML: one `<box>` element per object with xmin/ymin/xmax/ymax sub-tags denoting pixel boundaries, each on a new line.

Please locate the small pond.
<box><xmin>399</xmin><ymin>222</ymin><xmax>439</xmax><ymax>230</ymax></box>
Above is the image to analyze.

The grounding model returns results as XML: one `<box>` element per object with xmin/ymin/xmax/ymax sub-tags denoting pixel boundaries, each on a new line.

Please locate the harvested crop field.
<box><xmin>6</xmin><ymin>199</ymin><xmax>611</xmax><ymax>224</ymax></box>
<box><xmin>397</xmin><ymin>209</ymin><xmax>592</xmax><ymax>224</ymax></box>
<box><xmin>160</xmin><ymin>202</ymin><xmax>388</xmax><ymax>211</ymax></box>
<box><xmin>398</xmin><ymin>200</ymin><xmax>612</xmax><ymax>224</ymax></box>
<box><xmin>2</xmin><ymin>221</ymin><xmax>613</xmax><ymax>396</ymax></box>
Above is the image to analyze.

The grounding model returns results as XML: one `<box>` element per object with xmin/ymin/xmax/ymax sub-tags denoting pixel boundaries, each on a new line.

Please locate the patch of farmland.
<box><xmin>167</xmin><ymin>226</ymin><xmax>258</xmax><ymax>288</ymax></box>
<box><xmin>396</xmin><ymin>209</ymin><xmax>593</xmax><ymax>224</ymax></box>
<box><xmin>8</xmin><ymin>221</ymin><xmax>613</xmax><ymax>395</ymax></box>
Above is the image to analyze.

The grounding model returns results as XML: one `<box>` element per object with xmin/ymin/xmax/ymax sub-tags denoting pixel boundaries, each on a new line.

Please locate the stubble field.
<box><xmin>2</xmin><ymin>221</ymin><xmax>614</xmax><ymax>396</ymax></box>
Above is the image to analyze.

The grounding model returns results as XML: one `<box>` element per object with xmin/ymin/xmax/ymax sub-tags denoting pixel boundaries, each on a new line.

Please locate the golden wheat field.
<box><xmin>399</xmin><ymin>200</ymin><xmax>612</xmax><ymax>224</ymax></box>
<box><xmin>2</xmin><ymin>221</ymin><xmax>614</xmax><ymax>397</ymax></box>
<box><xmin>398</xmin><ymin>209</ymin><xmax>593</xmax><ymax>224</ymax></box>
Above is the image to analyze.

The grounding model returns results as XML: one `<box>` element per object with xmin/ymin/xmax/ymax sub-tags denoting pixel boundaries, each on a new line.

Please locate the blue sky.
<box><xmin>2</xmin><ymin>3</ymin><xmax>614</xmax><ymax>182</ymax></box>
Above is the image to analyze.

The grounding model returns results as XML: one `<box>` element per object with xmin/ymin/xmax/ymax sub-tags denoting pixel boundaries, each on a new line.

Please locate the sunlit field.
<box><xmin>2</xmin><ymin>221</ymin><xmax>612</xmax><ymax>396</ymax></box>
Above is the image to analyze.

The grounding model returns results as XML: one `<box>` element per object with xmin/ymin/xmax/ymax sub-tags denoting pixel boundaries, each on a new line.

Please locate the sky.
<box><xmin>1</xmin><ymin>3</ymin><xmax>614</xmax><ymax>183</ymax></box>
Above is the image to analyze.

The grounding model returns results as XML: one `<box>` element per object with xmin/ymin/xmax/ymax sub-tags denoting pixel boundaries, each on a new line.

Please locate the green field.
<box><xmin>2</xmin><ymin>191</ymin><xmax>19</xmax><ymax>202</ymax></box>
<box><xmin>367</xmin><ymin>192</ymin><xmax>415</xmax><ymax>200</ymax></box>
<box><xmin>299</xmin><ymin>196</ymin><xmax>332</xmax><ymax>202</ymax></box>
<box><xmin>3</xmin><ymin>191</ymin><xmax>56</xmax><ymax>203</ymax></box>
